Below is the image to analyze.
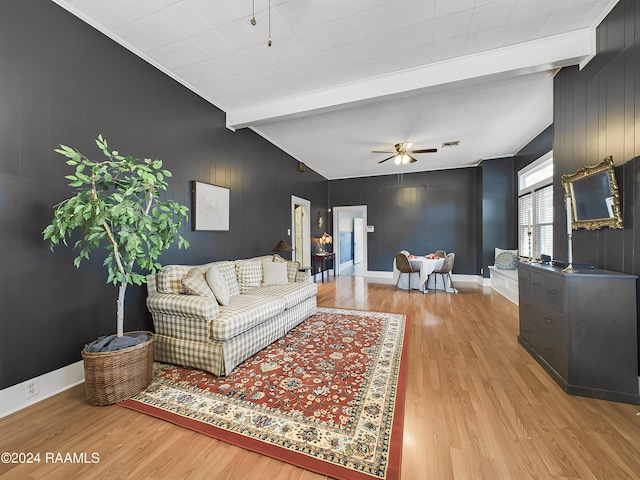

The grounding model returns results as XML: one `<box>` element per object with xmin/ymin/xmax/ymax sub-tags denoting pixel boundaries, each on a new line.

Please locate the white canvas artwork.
<box><xmin>193</xmin><ymin>181</ymin><xmax>230</xmax><ymax>231</ymax></box>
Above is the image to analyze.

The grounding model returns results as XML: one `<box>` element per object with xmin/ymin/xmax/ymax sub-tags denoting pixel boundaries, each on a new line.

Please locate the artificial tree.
<box><xmin>44</xmin><ymin>135</ymin><xmax>189</xmax><ymax>344</ymax></box>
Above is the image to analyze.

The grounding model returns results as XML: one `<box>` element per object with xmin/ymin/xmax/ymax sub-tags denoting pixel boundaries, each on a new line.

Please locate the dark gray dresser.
<box><xmin>518</xmin><ymin>262</ymin><xmax>640</xmax><ymax>405</ymax></box>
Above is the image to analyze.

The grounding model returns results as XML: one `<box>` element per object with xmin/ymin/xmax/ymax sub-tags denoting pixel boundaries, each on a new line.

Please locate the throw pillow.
<box><xmin>495</xmin><ymin>247</ymin><xmax>518</xmax><ymax>261</ymax></box>
<box><xmin>206</xmin><ymin>265</ymin><xmax>231</xmax><ymax>306</ymax></box>
<box><xmin>273</xmin><ymin>254</ymin><xmax>301</xmax><ymax>282</ymax></box>
<box><xmin>236</xmin><ymin>261</ymin><xmax>263</xmax><ymax>293</ymax></box>
<box><xmin>495</xmin><ymin>251</ymin><xmax>519</xmax><ymax>270</ymax></box>
<box><xmin>215</xmin><ymin>261</ymin><xmax>241</xmax><ymax>296</ymax></box>
<box><xmin>182</xmin><ymin>268</ymin><xmax>215</xmax><ymax>298</ymax></box>
<box><xmin>262</xmin><ymin>261</ymin><xmax>289</xmax><ymax>286</ymax></box>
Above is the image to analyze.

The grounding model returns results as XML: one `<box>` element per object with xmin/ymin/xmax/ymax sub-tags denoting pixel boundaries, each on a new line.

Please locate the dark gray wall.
<box><xmin>553</xmin><ymin>0</ymin><xmax>639</xmax><ymax>275</ymax></box>
<box><xmin>480</xmin><ymin>157</ymin><xmax>517</xmax><ymax>278</ymax></box>
<box><xmin>552</xmin><ymin>0</ymin><xmax>639</xmax><ymax>372</ymax></box>
<box><xmin>514</xmin><ymin>125</ymin><xmax>553</xmax><ymax>173</ymax></box>
<box><xmin>329</xmin><ymin>168</ymin><xmax>479</xmax><ymax>274</ymax></box>
<box><xmin>0</xmin><ymin>0</ymin><xmax>327</xmax><ymax>390</ymax></box>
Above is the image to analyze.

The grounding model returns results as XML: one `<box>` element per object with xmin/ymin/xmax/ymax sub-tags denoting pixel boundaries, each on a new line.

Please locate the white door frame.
<box><xmin>332</xmin><ymin>205</ymin><xmax>368</xmax><ymax>276</ymax></box>
<box><xmin>291</xmin><ymin>196</ymin><xmax>311</xmax><ymax>269</ymax></box>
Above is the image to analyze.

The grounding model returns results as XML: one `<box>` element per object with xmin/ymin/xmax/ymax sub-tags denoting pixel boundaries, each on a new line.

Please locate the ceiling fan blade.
<box><xmin>409</xmin><ymin>148</ymin><xmax>438</xmax><ymax>154</ymax></box>
<box><xmin>408</xmin><ymin>155</ymin><xmax>418</xmax><ymax>163</ymax></box>
<box><xmin>378</xmin><ymin>155</ymin><xmax>395</xmax><ymax>164</ymax></box>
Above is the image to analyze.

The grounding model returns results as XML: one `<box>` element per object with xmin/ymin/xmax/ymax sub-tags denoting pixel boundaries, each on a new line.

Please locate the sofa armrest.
<box><xmin>294</xmin><ymin>271</ymin><xmax>310</xmax><ymax>283</ymax></box>
<box><xmin>146</xmin><ymin>273</ymin><xmax>158</xmax><ymax>295</ymax></box>
<box><xmin>146</xmin><ymin>293</ymin><xmax>219</xmax><ymax>320</ymax></box>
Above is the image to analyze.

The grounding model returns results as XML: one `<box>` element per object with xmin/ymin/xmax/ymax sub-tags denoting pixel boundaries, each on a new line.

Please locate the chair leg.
<box><xmin>447</xmin><ymin>273</ymin><xmax>455</xmax><ymax>292</ymax></box>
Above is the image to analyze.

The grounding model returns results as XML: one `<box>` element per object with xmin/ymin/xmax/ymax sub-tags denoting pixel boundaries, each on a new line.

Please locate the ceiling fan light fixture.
<box><xmin>402</xmin><ymin>154</ymin><xmax>410</xmax><ymax>164</ymax></box>
<box><xmin>394</xmin><ymin>154</ymin><xmax>402</xmax><ymax>165</ymax></box>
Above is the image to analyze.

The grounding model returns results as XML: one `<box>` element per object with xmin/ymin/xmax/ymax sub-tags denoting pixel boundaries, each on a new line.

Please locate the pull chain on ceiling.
<box><xmin>249</xmin><ymin>0</ymin><xmax>272</xmax><ymax>47</ymax></box>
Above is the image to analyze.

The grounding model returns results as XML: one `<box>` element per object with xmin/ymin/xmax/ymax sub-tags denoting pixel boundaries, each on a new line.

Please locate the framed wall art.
<box><xmin>192</xmin><ymin>181</ymin><xmax>230</xmax><ymax>231</ymax></box>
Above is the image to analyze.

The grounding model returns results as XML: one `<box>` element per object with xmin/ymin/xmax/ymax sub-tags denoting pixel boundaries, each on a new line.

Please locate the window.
<box><xmin>518</xmin><ymin>152</ymin><xmax>553</xmax><ymax>260</ymax></box>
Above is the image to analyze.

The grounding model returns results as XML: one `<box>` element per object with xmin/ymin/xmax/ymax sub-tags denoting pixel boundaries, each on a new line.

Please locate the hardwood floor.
<box><xmin>1</xmin><ymin>277</ymin><xmax>639</xmax><ymax>479</ymax></box>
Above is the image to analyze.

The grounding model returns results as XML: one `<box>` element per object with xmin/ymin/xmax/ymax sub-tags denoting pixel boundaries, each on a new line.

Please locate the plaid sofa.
<box><xmin>146</xmin><ymin>255</ymin><xmax>317</xmax><ymax>376</ymax></box>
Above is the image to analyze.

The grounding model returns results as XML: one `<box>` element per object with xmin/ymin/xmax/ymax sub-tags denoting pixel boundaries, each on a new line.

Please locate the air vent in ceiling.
<box><xmin>442</xmin><ymin>141</ymin><xmax>460</xmax><ymax>148</ymax></box>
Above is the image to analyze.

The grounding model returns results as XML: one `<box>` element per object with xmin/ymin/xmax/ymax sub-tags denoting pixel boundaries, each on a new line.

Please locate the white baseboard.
<box><xmin>0</xmin><ymin>361</ymin><xmax>85</xmax><ymax>418</ymax></box>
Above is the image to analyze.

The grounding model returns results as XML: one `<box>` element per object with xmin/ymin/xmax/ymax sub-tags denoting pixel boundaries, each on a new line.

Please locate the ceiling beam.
<box><xmin>226</xmin><ymin>29</ymin><xmax>595</xmax><ymax>131</ymax></box>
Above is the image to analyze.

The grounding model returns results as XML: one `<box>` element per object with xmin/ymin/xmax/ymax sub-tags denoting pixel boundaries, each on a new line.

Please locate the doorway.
<box><xmin>291</xmin><ymin>196</ymin><xmax>311</xmax><ymax>269</ymax></box>
<box><xmin>332</xmin><ymin>205</ymin><xmax>367</xmax><ymax>276</ymax></box>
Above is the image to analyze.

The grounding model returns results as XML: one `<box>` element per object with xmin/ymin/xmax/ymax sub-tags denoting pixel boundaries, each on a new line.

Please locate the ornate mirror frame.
<box><xmin>561</xmin><ymin>156</ymin><xmax>622</xmax><ymax>230</ymax></box>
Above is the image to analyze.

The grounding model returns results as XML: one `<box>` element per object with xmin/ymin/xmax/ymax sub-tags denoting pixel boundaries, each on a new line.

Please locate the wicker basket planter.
<box><xmin>81</xmin><ymin>332</ymin><xmax>154</xmax><ymax>406</ymax></box>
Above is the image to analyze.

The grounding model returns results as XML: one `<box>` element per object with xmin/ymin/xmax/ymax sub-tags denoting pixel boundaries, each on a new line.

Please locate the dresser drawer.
<box><xmin>520</xmin><ymin>318</ymin><xmax>567</xmax><ymax>379</ymax></box>
<box><xmin>518</xmin><ymin>267</ymin><xmax>530</xmax><ymax>294</ymax></box>
<box><xmin>521</xmin><ymin>302</ymin><xmax>566</xmax><ymax>342</ymax></box>
<box><xmin>544</xmin><ymin>275</ymin><xmax>564</xmax><ymax>311</ymax></box>
<box><xmin>530</xmin><ymin>271</ymin><xmax>545</xmax><ymax>302</ymax></box>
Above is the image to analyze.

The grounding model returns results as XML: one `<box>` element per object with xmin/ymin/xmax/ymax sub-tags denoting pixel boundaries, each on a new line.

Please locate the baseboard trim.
<box><xmin>0</xmin><ymin>361</ymin><xmax>85</xmax><ymax>418</ymax></box>
<box><xmin>364</xmin><ymin>272</ymin><xmax>484</xmax><ymax>284</ymax></box>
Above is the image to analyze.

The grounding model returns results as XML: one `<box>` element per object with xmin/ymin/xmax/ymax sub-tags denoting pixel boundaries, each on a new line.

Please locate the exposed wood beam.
<box><xmin>226</xmin><ymin>29</ymin><xmax>595</xmax><ymax>131</ymax></box>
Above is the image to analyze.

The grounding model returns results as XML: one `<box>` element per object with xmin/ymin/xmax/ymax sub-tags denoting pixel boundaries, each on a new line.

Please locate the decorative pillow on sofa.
<box><xmin>236</xmin><ymin>261</ymin><xmax>263</xmax><ymax>293</ymax></box>
<box><xmin>273</xmin><ymin>254</ymin><xmax>300</xmax><ymax>282</ymax></box>
<box><xmin>262</xmin><ymin>261</ymin><xmax>289</xmax><ymax>286</ymax></box>
<box><xmin>214</xmin><ymin>261</ymin><xmax>240</xmax><ymax>296</ymax></box>
<box><xmin>495</xmin><ymin>251</ymin><xmax>519</xmax><ymax>270</ymax></box>
<box><xmin>206</xmin><ymin>265</ymin><xmax>231</xmax><ymax>306</ymax></box>
<box><xmin>182</xmin><ymin>267</ymin><xmax>216</xmax><ymax>298</ymax></box>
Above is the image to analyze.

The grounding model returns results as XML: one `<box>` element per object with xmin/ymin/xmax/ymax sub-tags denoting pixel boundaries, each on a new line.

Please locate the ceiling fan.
<box><xmin>373</xmin><ymin>142</ymin><xmax>437</xmax><ymax>164</ymax></box>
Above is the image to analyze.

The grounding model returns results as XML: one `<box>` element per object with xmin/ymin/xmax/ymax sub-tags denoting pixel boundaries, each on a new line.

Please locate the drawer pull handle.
<box><xmin>519</xmin><ymin>277</ymin><xmax>527</xmax><ymax>281</ymax></box>
<box><xmin>524</xmin><ymin>329</ymin><xmax>533</xmax><ymax>336</ymax></box>
<box><xmin>544</xmin><ymin>347</ymin><xmax>554</xmax><ymax>355</ymax></box>
<box><xmin>525</xmin><ymin>304</ymin><xmax>531</xmax><ymax>309</ymax></box>
<box><xmin>544</xmin><ymin>317</ymin><xmax>553</xmax><ymax>324</ymax></box>
<box><xmin>532</xmin><ymin>282</ymin><xmax>542</xmax><ymax>287</ymax></box>
<box><xmin>548</xmin><ymin>289</ymin><xmax>559</xmax><ymax>294</ymax></box>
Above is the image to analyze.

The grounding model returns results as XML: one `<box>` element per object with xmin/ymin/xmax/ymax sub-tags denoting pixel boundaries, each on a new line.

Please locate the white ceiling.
<box><xmin>53</xmin><ymin>0</ymin><xmax>619</xmax><ymax>179</ymax></box>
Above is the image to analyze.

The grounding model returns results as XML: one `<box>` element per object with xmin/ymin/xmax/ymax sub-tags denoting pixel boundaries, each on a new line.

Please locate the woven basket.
<box><xmin>81</xmin><ymin>331</ymin><xmax>154</xmax><ymax>406</ymax></box>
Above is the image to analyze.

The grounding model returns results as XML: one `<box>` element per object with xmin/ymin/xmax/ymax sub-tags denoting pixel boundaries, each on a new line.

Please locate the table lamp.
<box><xmin>318</xmin><ymin>232</ymin><xmax>332</xmax><ymax>253</ymax></box>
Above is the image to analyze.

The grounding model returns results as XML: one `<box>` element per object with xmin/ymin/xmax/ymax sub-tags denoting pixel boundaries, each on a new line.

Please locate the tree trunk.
<box><xmin>117</xmin><ymin>282</ymin><xmax>126</xmax><ymax>337</ymax></box>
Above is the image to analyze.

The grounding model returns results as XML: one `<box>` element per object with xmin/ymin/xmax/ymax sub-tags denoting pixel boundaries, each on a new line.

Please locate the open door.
<box><xmin>291</xmin><ymin>196</ymin><xmax>311</xmax><ymax>269</ymax></box>
<box><xmin>353</xmin><ymin>217</ymin><xmax>364</xmax><ymax>264</ymax></box>
<box><xmin>333</xmin><ymin>205</ymin><xmax>367</xmax><ymax>276</ymax></box>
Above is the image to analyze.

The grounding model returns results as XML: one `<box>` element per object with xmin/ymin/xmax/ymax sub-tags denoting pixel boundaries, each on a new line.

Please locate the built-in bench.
<box><xmin>488</xmin><ymin>266</ymin><xmax>518</xmax><ymax>305</ymax></box>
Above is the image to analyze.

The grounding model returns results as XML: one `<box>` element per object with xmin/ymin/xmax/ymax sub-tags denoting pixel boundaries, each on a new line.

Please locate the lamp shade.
<box><xmin>319</xmin><ymin>232</ymin><xmax>332</xmax><ymax>245</ymax></box>
<box><xmin>273</xmin><ymin>240</ymin><xmax>293</xmax><ymax>252</ymax></box>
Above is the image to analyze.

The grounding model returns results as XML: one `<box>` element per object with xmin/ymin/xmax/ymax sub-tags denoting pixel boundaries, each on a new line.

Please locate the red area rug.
<box><xmin>120</xmin><ymin>307</ymin><xmax>408</xmax><ymax>480</ymax></box>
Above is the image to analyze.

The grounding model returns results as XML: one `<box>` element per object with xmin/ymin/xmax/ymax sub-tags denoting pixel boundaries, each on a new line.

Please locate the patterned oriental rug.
<box><xmin>120</xmin><ymin>307</ymin><xmax>408</xmax><ymax>480</ymax></box>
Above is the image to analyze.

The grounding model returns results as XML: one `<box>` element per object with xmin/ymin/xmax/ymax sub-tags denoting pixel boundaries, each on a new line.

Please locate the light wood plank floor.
<box><xmin>1</xmin><ymin>277</ymin><xmax>639</xmax><ymax>479</ymax></box>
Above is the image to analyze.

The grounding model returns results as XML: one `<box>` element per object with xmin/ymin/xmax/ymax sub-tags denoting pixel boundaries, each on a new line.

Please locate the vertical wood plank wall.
<box><xmin>553</xmin><ymin>0</ymin><xmax>640</xmax><ymax>277</ymax></box>
<box><xmin>552</xmin><ymin>0</ymin><xmax>639</xmax><ymax>371</ymax></box>
<box><xmin>0</xmin><ymin>0</ymin><xmax>327</xmax><ymax>390</ymax></box>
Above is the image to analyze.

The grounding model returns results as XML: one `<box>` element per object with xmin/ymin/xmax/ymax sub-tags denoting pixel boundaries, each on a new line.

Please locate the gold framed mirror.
<box><xmin>561</xmin><ymin>156</ymin><xmax>622</xmax><ymax>230</ymax></box>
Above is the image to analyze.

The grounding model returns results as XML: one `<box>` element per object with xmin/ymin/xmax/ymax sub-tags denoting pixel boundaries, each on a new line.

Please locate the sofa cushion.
<box><xmin>214</xmin><ymin>261</ymin><xmax>240</xmax><ymax>296</ymax></box>
<box><xmin>262</xmin><ymin>261</ymin><xmax>289</xmax><ymax>286</ymax></box>
<box><xmin>236</xmin><ymin>260</ymin><xmax>263</xmax><ymax>293</ymax></box>
<box><xmin>206</xmin><ymin>265</ymin><xmax>231</xmax><ymax>306</ymax></box>
<box><xmin>249</xmin><ymin>282</ymin><xmax>318</xmax><ymax>309</ymax></box>
<box><xmin>158</xmin><ymin>265</ymin><xmax>191</xmax><ymax>294</ymax></box>
<box><xmin>273</xmin><ymin>254</ymin><xmax>300</xmax><ymax>282</ymax></box>
<box><xmin>182</xmin><ymin>267</ymin><xmax>216</xmax><ymax>298</ymax></box>
<box><xmin>210</xmin><ymin>294</ymin><xmax>285</xmax><ymax>341</ymax></box>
